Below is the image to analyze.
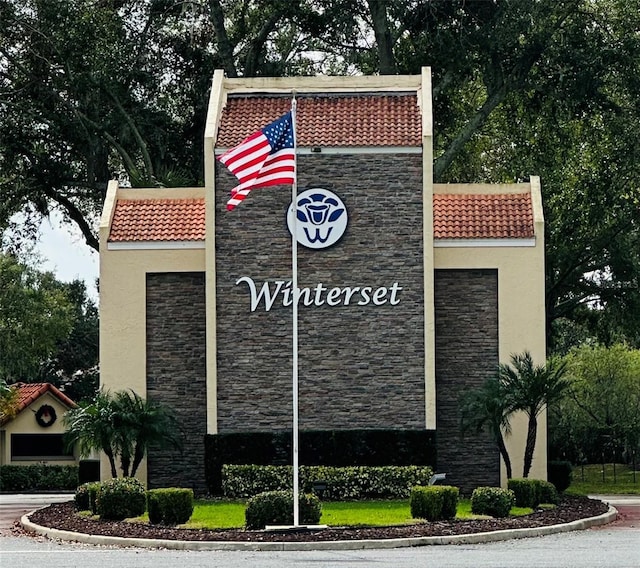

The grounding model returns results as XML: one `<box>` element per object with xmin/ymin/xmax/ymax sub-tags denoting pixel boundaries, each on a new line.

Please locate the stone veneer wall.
<box><xmin>146</xmin><ymin>272</ymin><xmax>207</xmax><ymax>494</ymax></box>
<box><xmin>434</xmin><ymin>269</ymin><xmax>500</xmax><ymax>493</ymax></box>
<box><xmin>215</xmin><ymin>153</ymin><xmax>425</xmax><ymax>432</ymax></box>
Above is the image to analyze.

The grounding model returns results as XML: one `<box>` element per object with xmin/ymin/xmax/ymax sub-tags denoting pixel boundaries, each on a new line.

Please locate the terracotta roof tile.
<box><xmin>217</xmin><ymin>95</ymin><xmax>422</xmax><ymax>148</ymax></box>
<box><xmin>14</xmin><ymin>382</ymin><xmax>77</xmax><ymax>412</ymax></box>
<box><xmin>109</xmin><ymin>198</ymin><xmax>205</xmax><ymax>242</ymax></box>
<box><xmin>107</xmin><ymin>194</ymin><xmax>534</xmax><ymax>242</ymax></box>
<box><xmin>434</xmin><ymin>193</ymin><xmax>534</xmax><ymax>239</ymax></box>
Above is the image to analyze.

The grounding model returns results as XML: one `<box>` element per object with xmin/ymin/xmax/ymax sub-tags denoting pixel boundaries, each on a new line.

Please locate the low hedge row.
<box><xmin>222</xmin><ymin>465</ymin><xmax>434</xmax><ymax>500</ymax></box>
<box><xmin>0</xmin><ymin>464</ymin><xmax>78</xmax><ymax>491</ymax></box>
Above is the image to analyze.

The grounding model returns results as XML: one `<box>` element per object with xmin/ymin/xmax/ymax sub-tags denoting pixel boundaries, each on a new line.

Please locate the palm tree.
<box><xmin>64</xmin><ymin>389</ymin><xmax>181</xmax><ymax>478</ymax></box>
<box><xmin>63</xmin><ymin>390</ymin><xmax>120</xmax><ymax>478</ymax></box>
<box><xmin>460</xmin><ymin>376</ymin><xmax>514</xmax><ymax>479</ymax></box>
<box><xmin>113</xmin><ymin>390</ymin><xmax>181</xmax><ymax>477</ymax></box>
<box><xmin>499</xmin><ymin>352</ymin><xmax>571</xmax><ymax>478</ymax></box>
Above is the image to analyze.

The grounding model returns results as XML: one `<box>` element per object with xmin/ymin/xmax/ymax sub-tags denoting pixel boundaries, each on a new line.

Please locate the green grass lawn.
<box><xmin>170</xmin><ymin>499</ymin><xmax>533</xmax><ymax>530</ymax></box>
<box><xmin>567</xmin><ymin>463</ymin><xmax>640</xmax><ymax>495</ymax></box>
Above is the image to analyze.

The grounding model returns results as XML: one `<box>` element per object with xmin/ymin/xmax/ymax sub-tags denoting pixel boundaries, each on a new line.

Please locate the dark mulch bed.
<box><xmin>26</xmin><ymin>495</ymin><xmax>608</xmax><ymax>543</ymax></box>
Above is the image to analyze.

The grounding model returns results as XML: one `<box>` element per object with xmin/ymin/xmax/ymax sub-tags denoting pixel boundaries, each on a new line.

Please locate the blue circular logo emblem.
<box><xmin>287</xmin><ymin>188</ymin><xmax>348</xmax><ymax>249</ymax></box>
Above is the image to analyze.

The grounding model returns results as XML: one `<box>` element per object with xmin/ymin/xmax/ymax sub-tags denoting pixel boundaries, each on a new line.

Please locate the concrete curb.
<box><xmin>20</xmin><ymin>505</ymin><xmax>617</xmax><ymax>551</ymax></box>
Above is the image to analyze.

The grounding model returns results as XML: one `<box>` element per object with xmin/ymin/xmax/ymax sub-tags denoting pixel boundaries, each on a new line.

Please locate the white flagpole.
<box><xmin>291</xmin><ymin>94</ymin><xmax>300</xmax><ymax>527</ymax></box>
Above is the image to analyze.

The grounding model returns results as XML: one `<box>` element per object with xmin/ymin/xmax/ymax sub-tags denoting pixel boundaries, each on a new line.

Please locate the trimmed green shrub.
<box><xmin>96</xmin><ymin>477</ymin><xmax>146</xmax><ymax>521</ymax></box>
<box><xmin>508</xmin><ymin>478</ymin><xmax>537</xmax><ymax>508</ymax></box>
<box><xmin>75</xmin><ymin>481</ymin><xmax>101</xmax><ymax>513</ymax></box>
<box><xmin>440</xmin><ymin>485</ymin><xmax>460</xmax><ymax>519</ymax></box>
<box><xmin>533</xmin><ymin>479</ymin><xmax>560</xmax><ymax>505</ymax></box>
<box><xmin>0</xmin><ymin>465</ymin><xmax>78</xmax><ymax>491</ymax></box>
<box><xmin>410</xmin><ymin>485</ymin><xmax>459</xmax><ymax>521</ymax></box>
<box><xmin>245</xmin><ymin>491</ymin><xmax>322</xmax><ymax>530</ymax></box>
<box><xmin>548</xmin><ymin>461</ymin><xmax>573</xmax><ymax>493</ymax></box>
<box><xmin>223</xmin><ymin>465</ymin><xmax>434</xmax><ymax>500</ymax></box>
<box><xmin>508</xmin><ymin>478</ymin><xmax>560</xmax><ymax>508</ymax></box>
<box><xmin>471</xmin><ymin>487</ymin><xmax>515</xmax><ymax>518</ymax></box>
<box><xmin>0</xmin><ymin>466</ymin><xmax>30</xmax><ymax>491</ymax></box>
<box><xmin>147</xmin><ymin>488</ymin><xmax>194</xmax><ymax>525</ymax></box>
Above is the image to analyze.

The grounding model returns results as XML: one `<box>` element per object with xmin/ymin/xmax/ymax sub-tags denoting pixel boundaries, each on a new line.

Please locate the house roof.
<box><xmin>216</xmin><ymin>95</ymin><xmax>422</xmax><ymax>148</ymax></box>
<box><xmin>433</xmin><ymin>193</ymin><xmax>534</xmax><ymax>239</ymax></box>
<box><xmin>108</xmin><ymin>198</ymin><xmax>206</xmax><ymax>242</ymax></box>
<box><xmin>1</xmin><ymin>383</ymin><xmax>77</xmax><ymax>426</ymax></box>
<box><xmin>107</xmin><ymin>194</ymin><xmax>534</xmax><ymax>242</ymax></box>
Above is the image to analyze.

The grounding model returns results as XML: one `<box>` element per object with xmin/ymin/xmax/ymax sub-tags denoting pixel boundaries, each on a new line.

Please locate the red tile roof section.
<box><xmin>216</xmin><ymin>95</ymin><xmax>422</xmax><ymax>148</ymax></box>
<box><xmin>108</xmin><ymin>198</ymin><xmax>205</xmax><ymax>242</ymax></box>
<box><xmin>107</xmin><ymin>194</ymin><xmax>534</xmax><ymax>242</ymax></box>
<box><xmin>434</xmin><ymin>193</ymin><xmax>534</xmax><ymax>239</ymax></box>
<box><xmin>16</xmin><ymin>383</ymin><xmax>76</xmax><ymax>413</ymax></box>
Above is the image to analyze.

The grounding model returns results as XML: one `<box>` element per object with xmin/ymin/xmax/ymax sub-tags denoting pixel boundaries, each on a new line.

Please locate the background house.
<box><xmin>0</xmin><ymin>382</ymin><xmax>78</xmax><ymax>466</ymax></box>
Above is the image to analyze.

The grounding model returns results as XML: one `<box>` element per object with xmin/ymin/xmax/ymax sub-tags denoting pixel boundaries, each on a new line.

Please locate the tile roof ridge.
<box><xmin>14</xmin><ymin>382</ymin><xmax>78</xmax><ymax>414</ymax></box>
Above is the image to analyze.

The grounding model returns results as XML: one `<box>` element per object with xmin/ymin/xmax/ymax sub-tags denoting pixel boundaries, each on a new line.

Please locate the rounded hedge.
<box><xmin>96</xmin><ymin>477</ymin><xmax>147</xmax><ymax>520</ymax></box>
<box><xmin>471</xmin><ymin>486</ymin><xmax>515</xmax><ymax>518</ymax></box>
<box><xmin>147</xmin><ymin>488</ymin><xmax>194</xmax><ymax>525</ymax></box>
<box><xmin>410</xmin><ymin>485</ymin><xmax>459</xmax><ymax>521</ymax></box>
<box><xmin>245</xmin><ymin>491</ymin><xmax>322</xmax><ymax>530</ymax></box>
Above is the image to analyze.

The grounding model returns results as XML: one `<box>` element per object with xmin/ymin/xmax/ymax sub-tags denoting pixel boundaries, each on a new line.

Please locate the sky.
<box><xmin>33</xmin><ymin>210</ymin><xmax>99</xmax><ymax>302</ymax></box>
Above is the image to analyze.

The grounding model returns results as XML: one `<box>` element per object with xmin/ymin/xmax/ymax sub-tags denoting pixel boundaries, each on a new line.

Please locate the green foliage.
<box><xmin>508</xmin><ymin>478</ymin><xmax>558</xmax><ymax>508</ymax></box>
<box><xmin>0</xmin><ymin>254</ymin><xmax>74</xmax><ymax>381</ymax></box>
<box><xmin>567</xmin><ymin>463</ymin><xmax>640</xmax><ymax>495</ymax></box>
<box><xmin>0</xmin><ymin>464</ymin><xmax>78</xmax><ymax>491</ymax></box>
<box><xmin>470</xmin><ymin>487</ymin><xmax>515</xmax><ymax>518</ymax></box>
<box><xmin>547</xmin><ymin>461</ymin><xmax>573</xmax><ymax>493</ymax></box>
<box><xmin>0</xmin><ymin>378</ymin><xmax>19</xmax><ymax>421</ymax></box>
<box><xmin>64</xmin><ymin>388</ymin><xmax>180</xmax><ymax>479</ymax></box>
<box><xmin>460</xmin><ymin>376</ymin><xmax>513</xmax><ymax>479</ymax></box>
<box><xmin>147</xmin><ymin>488</ymin><xmax>194</xmax><ymax>525</ymax></box>
<box><xmin>499</xmin><ymin>352</ymin><xmax>571</xmax><ymax>478</ymax></box>
<box><xmin>95</xmin><ymin>477</ymin><xmax>146</xmax><ymax>521</ymax></box>
<box><xmin>549</xmin><ymin>344</ymin><xmax>640</xmax><ymax>464</ymax></box>
<box><xmin>75</xmin><ymin>481</ymin><xmax>101</xmax><ymax>513</ymax></box>
<box><xmin>222</xmin><ymin>465</ymin><xmax>434</xmax><ymax>500</ymax></box>
<box><xmin>410</xmin><ymin>485</ymin><xmax>459</xmax><ymax>521</ymax></box>
<box><xmin>244</xmin><ymin>490</ymin><xmax>322</xmax><ymax>530</ymax></box>
<box><xmin>37</xmin><ymin>280</ymin><xmax>99</xmax><ymax>404</ymax></box>
<box><xmin>534</xmin><ymin>479</ymin><xmax>560</xmax><ymax>505</ymax></box>
<box><xmin>508</xmin><ymin>479</ymin><xmax>538</xmax><ymax>508</ymax></box>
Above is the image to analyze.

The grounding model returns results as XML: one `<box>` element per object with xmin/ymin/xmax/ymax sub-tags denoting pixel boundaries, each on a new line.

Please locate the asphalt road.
<box><xmin>1</xmin><ymin>494</ymin><xmax>638</xmax><ymax>568</ymax></box>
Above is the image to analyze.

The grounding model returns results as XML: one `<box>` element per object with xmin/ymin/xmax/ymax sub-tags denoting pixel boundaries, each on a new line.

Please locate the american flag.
<box><xmin>218</xmin><ymin>111</ymin><xmax>295</xmax><ymax>211</ymax></box>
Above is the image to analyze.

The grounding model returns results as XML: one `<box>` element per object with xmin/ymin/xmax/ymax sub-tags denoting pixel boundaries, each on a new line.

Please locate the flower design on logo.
<box><xmin>288</xmin><ymin>189</ymin><xmax>348</xmax><ymax>249</ymax></box>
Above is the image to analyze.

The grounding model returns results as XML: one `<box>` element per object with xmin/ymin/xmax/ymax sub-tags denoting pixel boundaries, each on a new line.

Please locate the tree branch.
<box><xmin>209</xmin><ymin>0</ymin><xmax>238</xmax><ymax>77</ymax></box>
